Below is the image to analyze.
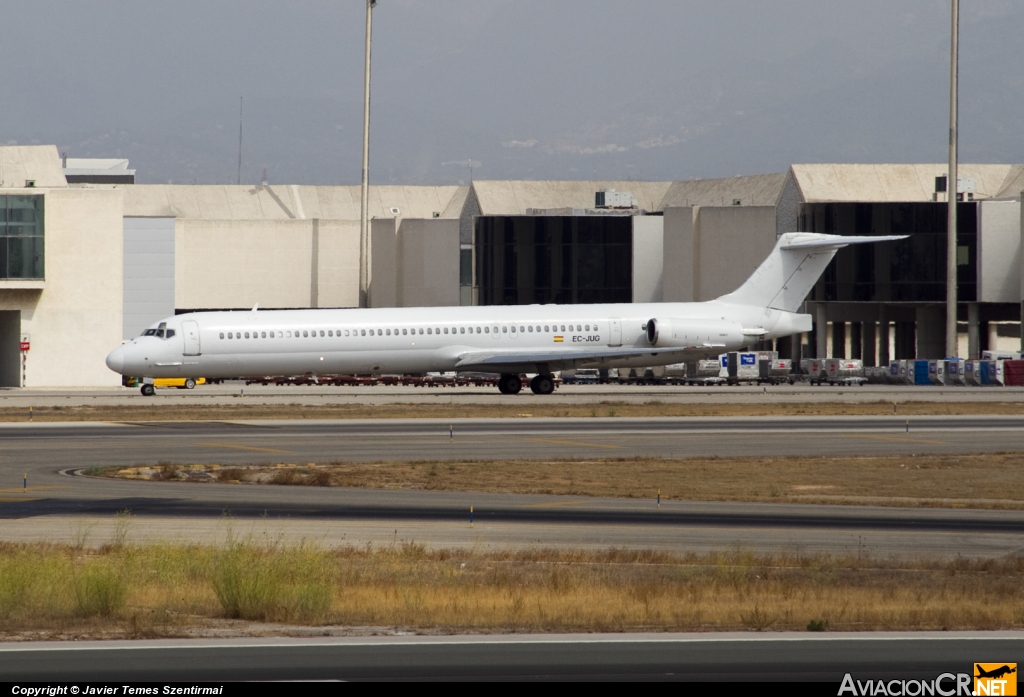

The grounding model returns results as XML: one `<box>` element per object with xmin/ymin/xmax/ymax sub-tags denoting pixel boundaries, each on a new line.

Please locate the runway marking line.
<box><xmin>523</xmin><ymin>437</ymin><xmax>620</xmax><ymax>450</ymax></box>
<box><xmin>841</xmin><ymin>434</ymin><xmax>947</xmax><ymax>446</ymax></box>
<box><xmin>198</xmin><ymin>442</ymin><xmax>292</xmax><ymax>454</ymax></box>
<box><xmin>520</xmin><ymin>500</ymin><xmax>589</xmax><ymax>509</ymax></box>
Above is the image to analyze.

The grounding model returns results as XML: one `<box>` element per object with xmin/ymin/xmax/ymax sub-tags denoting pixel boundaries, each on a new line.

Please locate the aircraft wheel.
<box><xmin>530</xmin><ymin>375</ymin><xmax>555</xmax><ymax>395</ymax></box>
<box><xmin>140</xmin><ymin>384</ymin><xmax>156</xmax><ymax>397</ymax></box>
<box><xmin>184</xmin><ymin>378</ymin><xmax>197</xmax><ymax>389</ymax></box>
<box><xmin>499</xmin><ymin>373</ymin><xmax>522</xmax><ymax>395</ymax></box>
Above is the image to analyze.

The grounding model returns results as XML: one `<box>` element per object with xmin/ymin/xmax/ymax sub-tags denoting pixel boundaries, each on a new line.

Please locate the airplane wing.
<box><xmin>454</xmin><ymin>345</ymin><xmax>722</xmax><ymax>372</ymax></box>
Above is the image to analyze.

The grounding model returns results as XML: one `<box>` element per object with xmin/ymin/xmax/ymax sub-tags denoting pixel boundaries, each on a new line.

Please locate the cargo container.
<box><xmin>913</xmin><ymin>360</ymin><xmax>932</xmax><ymax>385</ymax></box>
<box><xmin>983</xmin><ymin>351</ymin><xmax>1024</xmax><ymax>361</ymax></box>
<box><xmin>800</xmin><ymin>359</ymin><xmax>827</xmax><ymax>384</ymax></box>
<box><xmin>942</xmin><ymin>359</ymin><xmax>965</xmax><ymax>385</ymax></box>
<box><xmin>1004</xmin><ymin>359</ymin><xmax>1024</xmax><ymax>386</ymax></box>
<box><xmin>726</xmin><ymin>352</ymin><xmax>760</xmax><ymax>384</ymax></box>
<box><xmin>977</xmin><ymin>360</ymin><xmax>997</xmax><ymax>385</ymax></box>
<box><xmin>824</xmin><ymin>358</ymin><xmax>864</xmax><ymax>385</ymax></box>
<box><xmin>751</xmin><ymin>358</ymin><xmax>792</xmax><ymax>385</ymax></box>
<box><xmin>963</xmin><ymin>360</ymin><xmax>982</xmax><ymax>386</ymax></box>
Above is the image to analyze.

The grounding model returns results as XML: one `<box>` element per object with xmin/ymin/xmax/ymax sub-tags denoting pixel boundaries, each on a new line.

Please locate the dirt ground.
<box><xmin>8</xmin><ymin>400</ymin><xmax>1024</xmax><ymax>422</ymax></box>
<box><xmin>96</xmin><ymin>451</ymin><xmax>1024</xmax><ymax>510</ymax></box>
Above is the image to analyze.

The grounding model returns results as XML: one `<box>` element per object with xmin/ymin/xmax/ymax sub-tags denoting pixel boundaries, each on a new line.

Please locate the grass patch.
<box><xmin>0</xmin><ymin>540</ymin><xmax>1022</xmax><ymax>639</ymax></box>
<box><xmin>7</xmin><ymin>400</ymin><xmax>1024</xmax><ymax>422</ymax></box>
<box><xmin>102</xmin><ymin>452</ymin><xmax>1024</xmax><ymax>510</ymax></box>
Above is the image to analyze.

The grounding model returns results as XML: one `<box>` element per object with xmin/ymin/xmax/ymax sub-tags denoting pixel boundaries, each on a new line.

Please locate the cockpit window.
<box><xmin>141</xmin><ymin>327</ymin><xmax>176</xmax><ymax>339</ymax></box>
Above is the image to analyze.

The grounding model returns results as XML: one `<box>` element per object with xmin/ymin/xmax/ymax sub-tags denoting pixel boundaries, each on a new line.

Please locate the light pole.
<box><xmin>359</xmin><ymin>0</ymin><xmax>376</xmax><ymax>308</ymax></box>
<box><xmin>946</xmin><ymin>0</ymin><xmax>959</xmax><ymax>357</ymax></box>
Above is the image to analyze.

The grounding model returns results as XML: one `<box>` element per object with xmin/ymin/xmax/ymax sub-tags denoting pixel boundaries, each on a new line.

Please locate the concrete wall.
<box><xmin>631</xmin><ymin>216</ymin><xmax>664</xmax><ymax>303</ymax></box>
<box><xmin>662</xmin><ymin>205</ymin><xmax>776</xmax><ymax>302</ymax></box>
<box><xmin>978</xmin><ymin>200</ymin><xmax>1021</xmax><ymax>303</ymax></box>
<box><xmin>369</xmin><ymin>219</ymin><xmax>399</xmax><ymax>308</ymax></box>
<box><xmin>397</xmin><ymin>219</ymin><xmax>460</xmax><ymax>308</ymax></box>
<box><xmin>123</xmin><ymin>217</ymin><xmax>175</xmax><ymax>339</ymax></box>
<box><xmin>369</xmin><ymin>218</ymin><xmax>460</xmax><ymax>308</ymax></box>
<box><xmin>697</xmin><ymin>206</ymin><xmax>777</xmax><ymax>300</ymax></box>
<box><xmin>174</xmin><ymin>219</ymin><xmax>359</xmax><ymax>310</ymax></box>
<box><xmin>0</xmin><ymin>188</ymin><xmax>123</xmax><ymax>387</ymax></box>
<box><xmin>662</xmin><ymin>207</ymin><xmax>697</xmax><ymax>302</ymax></box>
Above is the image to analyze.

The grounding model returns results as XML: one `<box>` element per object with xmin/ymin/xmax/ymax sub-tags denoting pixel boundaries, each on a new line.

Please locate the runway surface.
<box><xmin>1</xmin><ymin>633</ymin><xmax>1020</xmax><ymax>681</ymax></box>
<box><xmin>3</xmin><ymin>415</ymin><xmax>1024</xmax><ymax>474</ymax></box>
<box><xmin>1</xmin><ymin>416</ymin><xmax>1023</xmax><ymax>557</ymax></box>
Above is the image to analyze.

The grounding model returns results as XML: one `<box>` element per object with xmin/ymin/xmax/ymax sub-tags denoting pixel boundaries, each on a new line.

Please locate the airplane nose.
<box><xmin>105</xmin><ymin>346</ymin><xmax>125</xmax><ymax>373</ymax></box>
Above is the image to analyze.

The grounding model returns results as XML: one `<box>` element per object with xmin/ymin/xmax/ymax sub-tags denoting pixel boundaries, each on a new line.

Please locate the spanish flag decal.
<box><xmin>554</xmin><ymin>336</ymin><xmax>564</xmax><ymax>342</ymax></box>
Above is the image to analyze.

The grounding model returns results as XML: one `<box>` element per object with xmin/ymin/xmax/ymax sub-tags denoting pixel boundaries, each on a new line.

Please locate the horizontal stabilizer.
<box><xmin>780</xmin><ymin>234</ymin><xmax>907</xmax><ymax>250</ymax></box>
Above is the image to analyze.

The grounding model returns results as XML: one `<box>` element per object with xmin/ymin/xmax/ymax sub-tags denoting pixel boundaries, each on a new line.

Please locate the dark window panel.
<box><xmin>804</xmin><ymin>202</ymin><xmax>976</xmax><ymax>304</ymax></box>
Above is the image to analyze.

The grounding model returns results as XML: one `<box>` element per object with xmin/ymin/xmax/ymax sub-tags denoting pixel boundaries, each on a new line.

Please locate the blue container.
<box><xmin>914</xmin><ymin>360</ymin><xmax>931</xmax><ymax>385</ymax></box>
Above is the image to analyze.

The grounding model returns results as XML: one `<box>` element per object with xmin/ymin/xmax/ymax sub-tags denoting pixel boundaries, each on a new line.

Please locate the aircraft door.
<box><xmin>182</xmin><ymin>320</ymin><xmax>202</xmax><ymax>356</ymax></box>
<box><xmin>608</xmin><ymin>318</ymin><xmax>622</xmax><ymax>347</ymax></box>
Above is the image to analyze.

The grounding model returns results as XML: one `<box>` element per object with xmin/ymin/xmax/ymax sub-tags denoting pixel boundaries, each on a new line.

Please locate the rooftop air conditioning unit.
<box><xmin>595</xmin><ymin>189</ymin><xmax>633</xmax><ymax>208</ymax></box>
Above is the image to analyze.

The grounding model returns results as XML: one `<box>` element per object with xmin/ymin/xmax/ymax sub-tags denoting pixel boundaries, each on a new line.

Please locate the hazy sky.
<box><xmin>2</xmin><ymin>1</ymin><xmax>1021</xmax><ymax>185</ymax></box>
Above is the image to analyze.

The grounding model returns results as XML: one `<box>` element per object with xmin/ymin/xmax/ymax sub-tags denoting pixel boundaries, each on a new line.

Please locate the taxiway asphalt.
<box><xmin>2</xmin><ymin>633</ymin><xmax>1020</xmax><ymax>681</ymax></box>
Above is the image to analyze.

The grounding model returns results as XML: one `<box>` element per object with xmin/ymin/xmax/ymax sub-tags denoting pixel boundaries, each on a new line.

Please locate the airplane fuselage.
<box><xmin>106</xmin><ymin>300</ymin><xmax>806</xmax><ymax>381</ymax></box>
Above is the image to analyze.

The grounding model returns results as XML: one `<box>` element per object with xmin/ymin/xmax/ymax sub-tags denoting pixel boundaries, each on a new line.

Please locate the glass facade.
<box><xmin>0</xmin><ymin>195</ymin><xmax>44</xmax><ymax>279</ymax></box>
<box><xmin>475</xmin><ymin>216</ymin><xmax>632</xmax><ymax>305</ymax></box>
<box><xmin>801</xmin><ymin>202</ymin><xmax>976</xmax><ymax>303</ymax></box>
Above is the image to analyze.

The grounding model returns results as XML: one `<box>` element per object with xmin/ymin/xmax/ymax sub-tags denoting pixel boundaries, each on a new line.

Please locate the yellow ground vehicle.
<box><xmin>123</xmin><ymin>377</ymin><xmax>206</xmax><ymax>390</ymax></box>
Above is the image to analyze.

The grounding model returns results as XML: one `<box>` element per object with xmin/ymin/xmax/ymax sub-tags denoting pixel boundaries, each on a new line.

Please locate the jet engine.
<box><xmin>646</xmin><ymin>318</ymin><xmax>745</xmax><ymax>349</ymax></box>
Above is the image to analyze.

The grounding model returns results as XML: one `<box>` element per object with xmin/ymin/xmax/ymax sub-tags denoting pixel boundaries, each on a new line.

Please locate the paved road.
<box><xmin>3</xmin><ymin>382</ymin><xmax>1024</xmax><ymax>407</ymax></box>
<box><xmin>2</xmin><ymin>416</ymin><xmax>1022</xmax><ymax>556</ymax></box>
<box><xmin>1</xmin><ymin>633</ymin><xmax>1019</xmax><ymax>681</ymax></box>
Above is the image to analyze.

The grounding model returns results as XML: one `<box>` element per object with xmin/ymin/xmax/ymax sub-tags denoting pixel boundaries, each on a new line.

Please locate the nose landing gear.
<box><xmin>140</xmin><ymin>384</ymin><xmax>155</xmax><ymax>397</ymax></box>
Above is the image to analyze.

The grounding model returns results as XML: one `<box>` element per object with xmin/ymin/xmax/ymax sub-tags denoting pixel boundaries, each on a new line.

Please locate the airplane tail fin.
<box><xmin>717</xmin><ymin>232</ymin><xmax>907</xmax><ymax>312</ymax></box>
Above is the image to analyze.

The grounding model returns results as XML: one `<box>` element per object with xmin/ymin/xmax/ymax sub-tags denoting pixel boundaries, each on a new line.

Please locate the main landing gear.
<box><xmin>497</xmin><ymin>373</ymin><xmax>522</xmax><ymax>395</ymax></box>
<box><xmin>497</xmin><ymin>373</ymin><xmax>555</xmax><ymax>395</ymax></box>
<box><xmin>140</xmin><ymin>384</ymin><xmax>155</xmax><ymax>396</ymax></box>
<box><xmin>530</xmin><ymin>374</ymin><xmax>555</xmax><ymax>395</ymax></box>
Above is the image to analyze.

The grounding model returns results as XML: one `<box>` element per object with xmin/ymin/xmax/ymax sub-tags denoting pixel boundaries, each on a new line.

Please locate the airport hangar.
<box><xmin>0</xmin><ymin>144</ymin><xmax>1022</xmax><ymax>387</ymax></box>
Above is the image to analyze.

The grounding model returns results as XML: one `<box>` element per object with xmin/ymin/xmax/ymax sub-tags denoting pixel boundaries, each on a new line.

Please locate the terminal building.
<box><xmin>0</xmin><ymin>145</ymin><xmax>1021</xmax><ymax>386</ymax></box>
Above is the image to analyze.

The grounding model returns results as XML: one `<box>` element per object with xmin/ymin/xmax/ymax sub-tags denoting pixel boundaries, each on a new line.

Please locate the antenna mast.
<box><xmin>237</xmin><ymin>96</ymin><xmax>243</xmax><ymax>185</ymax></box>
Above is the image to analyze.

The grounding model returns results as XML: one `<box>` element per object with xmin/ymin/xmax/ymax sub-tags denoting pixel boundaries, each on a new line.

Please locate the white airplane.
<box><xmin>106</xmin><ymin>232</ymin><xmax>904</xmax><ymax>396</ymax></box>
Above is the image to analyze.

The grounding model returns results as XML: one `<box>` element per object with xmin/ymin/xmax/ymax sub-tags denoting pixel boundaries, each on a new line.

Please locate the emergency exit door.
<box><xmin>608</xmin><ymin>318</ymin><xmax>622</xmax><ymax>347</ymax></box>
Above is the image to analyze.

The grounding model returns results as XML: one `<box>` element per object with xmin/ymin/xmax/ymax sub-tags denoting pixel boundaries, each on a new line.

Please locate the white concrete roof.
<box><xmin>470</xmin><ymin>180</ymin><xmax>673</xmax><ymax>214</ymax></box>
<box><xmin>123</xmin><ymin>185</ymin><xmax>462</xmax><ymax>220</ymax></box>
<box><xmin>0</xmin><ymin>145</ymin><xmax>67</xmax><ymax>188</ymax></box>
<box><xmin>993</xmin><ymin>165</ymin><xmax>1024</xmax><ymax>200</ymax></box>
<box><xmin>660</xmin><ymin>173</ymin><xmax>786</xmax><ymax>208</ymax></box>
<box><xmin>64</xmin><ymin>158</ymin><xmax>131</xmax><ymax>171</ymax></box>
<box><xmin>790</xmin><ymin>164</ymin><xmax>1017</xmax><ymax>202</ymax></box>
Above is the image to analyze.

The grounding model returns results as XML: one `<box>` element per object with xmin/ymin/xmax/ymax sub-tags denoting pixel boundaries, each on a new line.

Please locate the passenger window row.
<box><xmin>216</xmin><ymin>323</ymin><xmax>594</xmax><ymax>340</ymax></box>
